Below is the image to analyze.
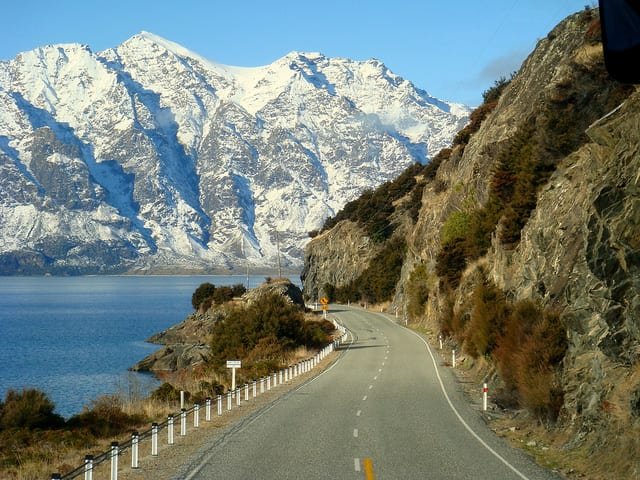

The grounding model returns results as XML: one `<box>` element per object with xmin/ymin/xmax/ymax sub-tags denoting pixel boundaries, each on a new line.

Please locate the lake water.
<box><xmin>0</xmin><ymin>274</ymin><xmax>300</xmax><ymax>417</ymax></box>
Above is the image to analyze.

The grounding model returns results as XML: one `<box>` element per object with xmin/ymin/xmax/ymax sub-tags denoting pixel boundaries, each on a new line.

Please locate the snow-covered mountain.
<box><xmin>0</xmin><ymin>32</ymin><xmax>468</xmax><ymax>274</ymax></box>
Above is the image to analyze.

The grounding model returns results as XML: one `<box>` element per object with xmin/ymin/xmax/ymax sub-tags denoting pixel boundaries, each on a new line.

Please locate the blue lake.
<box><xmin>0</xmin><ymin>274</ymin><xmax>300</xmax><ymax>417</ymax></box>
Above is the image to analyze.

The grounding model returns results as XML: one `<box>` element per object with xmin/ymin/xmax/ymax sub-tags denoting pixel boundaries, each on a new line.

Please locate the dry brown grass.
<box><xmin>1</xmin><ymin>342</ymin><xmax>335</xmax><ymax>480</ymax></box>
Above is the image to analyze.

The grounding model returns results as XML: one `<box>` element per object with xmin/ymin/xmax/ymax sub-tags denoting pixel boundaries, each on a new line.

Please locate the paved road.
<box><xmin>175</xmin><ymin>306</ymin><xmax>562</xmax><ymax>480</ymax></box>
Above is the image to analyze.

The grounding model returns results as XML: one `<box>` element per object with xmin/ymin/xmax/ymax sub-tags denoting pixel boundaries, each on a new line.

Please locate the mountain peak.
<box><xmin>0</xmin><ymin>32</ymin><xmax>469</xmax><ymax>275</ymax></box>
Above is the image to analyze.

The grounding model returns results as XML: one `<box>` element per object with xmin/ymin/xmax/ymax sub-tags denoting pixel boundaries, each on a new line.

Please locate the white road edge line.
<box><xmin>357</xmin><ymin>410</ymin><xmax>362</xmax><ymax>416</ymax></box>
<box><xmin>377</xmin><ymin>313</ymin><xmax>531</xmax><ymax>480</ymax></box>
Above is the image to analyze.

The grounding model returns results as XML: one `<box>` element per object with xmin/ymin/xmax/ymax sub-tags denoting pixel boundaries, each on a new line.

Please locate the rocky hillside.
<box><xmin>303</xmin><ymin>9</ymin><xmax>640</xmax><ymax>478</ymax></box>
<box><xmin>131</xmin><ymin>278</ymin><xmax>308</xmax><ymax>374</ymax></box>
<box><xmin>0</xmin><ymin>33</ymin><xmax>468</xmax><ymax>274</ymax></box>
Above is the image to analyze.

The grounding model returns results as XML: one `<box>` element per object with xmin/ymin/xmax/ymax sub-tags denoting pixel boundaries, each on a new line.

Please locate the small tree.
<box><xmin>192</xmin><ymin>282</ymin><xmax>216</xmax><ymax>310</ymax></box>
<box><xmin>0</xmin><ymin>388</ymin><xmax>64</xmax><ymax>430</ymax></box>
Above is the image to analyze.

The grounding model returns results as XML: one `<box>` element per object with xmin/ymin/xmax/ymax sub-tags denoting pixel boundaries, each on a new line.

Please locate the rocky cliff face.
<box><xmin>303</xmin><ymin>9</ymin><xmax>640</xmax><ymax>477</ymax></box>
<box><xmin>302</xmin><ymin>220</ymin><xmax>381</xmax><ymax>301</ymax></box>
<box><xmin>494</xmin><ymin>92</ymin><xmax>640</xmax><ymax>439</ymax></box>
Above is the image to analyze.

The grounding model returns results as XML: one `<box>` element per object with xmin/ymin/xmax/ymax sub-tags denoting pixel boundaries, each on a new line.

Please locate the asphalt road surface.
<box><xmin>175</xmin><ymin>306</ymin><xmax>562</xmax><ymax>480</ymax></box>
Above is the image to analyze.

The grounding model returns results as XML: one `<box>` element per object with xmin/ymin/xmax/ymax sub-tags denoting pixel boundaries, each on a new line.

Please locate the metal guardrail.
<box><xmin>52</xmin><ymin>324</ymin><xmax>348</xmax><ymax>480</ymax></box>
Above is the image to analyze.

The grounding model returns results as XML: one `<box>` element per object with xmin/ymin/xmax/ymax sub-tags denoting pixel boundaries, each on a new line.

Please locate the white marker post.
<box><xmin>483</xmin><ymin>383</ymin><xmax>488</xmax><ymax>411</ymax></box>
<box><xmin>452</xmin><ymin>349</ymin><xmax>456</xmax><ymax>368</ymax></box>
<box><xmin>227</xmin><ymin>360</ymin><xmax>241</xmax><ymax>395</ymax></box>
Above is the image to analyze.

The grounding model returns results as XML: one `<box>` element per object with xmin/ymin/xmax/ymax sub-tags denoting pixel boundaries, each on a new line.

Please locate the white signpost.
<box><xmin>226</xmin><ymin>360</ymin><xmax>241</xmax><ymax>394</ymax></box>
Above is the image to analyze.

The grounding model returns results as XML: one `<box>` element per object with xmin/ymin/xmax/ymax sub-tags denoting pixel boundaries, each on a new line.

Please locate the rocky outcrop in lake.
<box><xmin>131</xmin><ymin>279</ymin><xmax>305</xmax><ymax>373</ymax></box>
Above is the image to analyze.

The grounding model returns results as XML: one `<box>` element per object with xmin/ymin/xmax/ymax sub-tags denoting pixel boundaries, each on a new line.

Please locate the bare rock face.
<box><xmin>130</xmin><ymin>310</ymin><xmax>222</xmax><ymax>372</ymax></box>
<box><xmin>301</xmin><ymin>221</ymin><xmax>381</xmax><ymax>301</ymax></box>
<box><xmin>130</xmin><ymin>344</ymin><xmax>211</xmax><ymax>372</ymax></box>
<box><xmin>242</xmin><ymin>278</ymin><xmax>305</xmax><ymax>308</ymax></box>
<box><xmin>492</xmin><ymin>91</ymin><xmax>640</xmax><ymax>430</ymax></box>
<box><xmin>147</xmin><ymin>309</ymin><xmax>226</xmax><ymax>345</ymax></box>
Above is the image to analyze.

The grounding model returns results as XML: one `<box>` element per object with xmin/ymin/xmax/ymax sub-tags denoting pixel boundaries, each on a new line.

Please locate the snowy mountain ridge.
<box><xmin>0</xmin><ymin>32</ymin><xmax>468</xmax><ymax>274</ymax></box>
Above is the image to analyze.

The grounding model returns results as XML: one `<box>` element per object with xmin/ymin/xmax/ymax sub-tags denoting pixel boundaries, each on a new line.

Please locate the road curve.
<box><xmin>174</xmin><ymin>306</ymin><xmax>562</xmax><ymax>480</ymax></box>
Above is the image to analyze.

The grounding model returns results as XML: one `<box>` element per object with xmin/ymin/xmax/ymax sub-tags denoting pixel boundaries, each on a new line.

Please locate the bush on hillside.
<box><xmin>150</xmin><ymin>382</ymin><xmax>182</xmax><ymax>403</ymax></box>
<box><xmin>319</xmin><ymin>163</ymin><xmax>425</xmax><ymax>241</ymax></box>
<box><xmin>0</xmin><ymin>389</ymin><xmax>64</xmax><ymax>431</ymax></box>
<box><xmin>435</xmin><ymin>237</ymin><xmax>468</xmax><ymax>290</ymax></box>
<box><xmin>434</xmin><ymin>59</ymin><xmax>636</xmax><ymax>291</ymax></box>
<box><xmin>66</xmin><ymin>395</ymin><xmax>145</xmax><ymax>438</ymax></box>
<box><xmin>192</xmin><ymin>283</ymin><xmax>246</xmax><ymax>310</ymax></box>
<box><xmin>192</xmin><ymin>283</ymin><xmax>216</xmax><ymax>309</ymax></box>
<box><xmin>208</xmin><ymin>292</ymin><xmax>334</xmax><ymax>379</ymax></box>
<box><xmin>455</xmin><ymin>278</ymin><xmax>568</xmax><ymax>423</ymax></box>
<box><xmin>463</xmin><ymin>280</ymin><xmax>510</xmax><ymax>358</ymax></box>
<box><xmin>406</xmin><ymin>263</ymin><xmax>430</xmax><ymax>320</ymax></box>
<box><xmin>482</xmin><ymin>74</ymin><xmax>514</xmax><ymax>104</ymax></box>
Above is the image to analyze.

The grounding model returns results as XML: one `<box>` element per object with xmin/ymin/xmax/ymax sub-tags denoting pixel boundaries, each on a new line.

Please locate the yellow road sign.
<box><xmin>319</xmin><ymin>297</ymin><xmax>329</xmax><ymax>305</ymax></box>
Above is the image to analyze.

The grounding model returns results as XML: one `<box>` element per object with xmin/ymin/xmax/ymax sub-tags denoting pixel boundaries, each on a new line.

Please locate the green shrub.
<box><xmin>208</xmin><ymin>292</ymin><xmax>332</xmax><ymax>377</ymax></box>
<box><xmin>408</xmin><ymin>182</ymin><xmax>425</xmax><ymax>222</ymax></box>
<box><xmin>302</xmin><ymin>320</ymin><xmax>335</xmax><ymax>348</ymax></box>
<box><xmin>452</xmin><ymin>101</ymin><xmax>498</xmax><ymax>148</ymax></box>
<box><xmin>406</xmin><ymin>263</ymin><xmax>430</xmax><ymax>320</ymax></box>
<box><xmin>435</xmin><ymin>237</ymin><xmax>468</xmax><ymax>290</ymax></box>
<box><xmin>150</xmin><ymin>382</ymin><xmax>182</xmax><ymax>403</ymax></box>
<box><xmin>323</xmin><ymin>282</ymin><xmax>336</xmax><ymax>302</ymax></box>
<box><xmin>441</xmin><ymin>210</ymin><xmax>472</xmax><ymax>246</ymax></box>
<box><xmin>191</xmin><ymin>381</ymin><xmax>225</xmax><ymax>403</ymax></box>
<box><xmin>482</xmin><ymin>74</ymin><xmax>514</xmax><ymax>104</ymax></box>
<box><xmin>463</xmin><ymin>280</ymin><xmax>510</xmax><ymax>358</ymax></box>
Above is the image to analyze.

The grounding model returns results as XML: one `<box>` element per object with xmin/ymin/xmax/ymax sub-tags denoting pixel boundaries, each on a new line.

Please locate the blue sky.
<box><xmin>2</xmin><ymin>0</ymin><xmax>593</xmax><ymax>106</ymax></box>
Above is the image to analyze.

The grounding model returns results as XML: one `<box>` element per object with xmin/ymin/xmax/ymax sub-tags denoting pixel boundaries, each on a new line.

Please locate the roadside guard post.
<box><xmin>227</xmin><ymin>360</ymin><xmax>241</xmax><ymax>394</ymax></box>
